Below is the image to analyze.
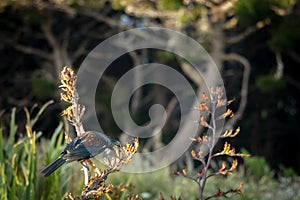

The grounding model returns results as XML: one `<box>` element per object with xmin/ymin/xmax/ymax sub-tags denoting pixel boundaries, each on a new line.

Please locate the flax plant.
<box><xmin>0</xmin><ymin>101</ymin><xmax>61</xmax><ymax>200</ymax></box>
<box><xmin>58</xmin><ymin>66</ymin><xmax>139</xmax><ymax>199</ymax></box>
<box><xmin>176</xmin><ymin>87</ymin><xmax>249</xmax><ymax>200</ymax></box>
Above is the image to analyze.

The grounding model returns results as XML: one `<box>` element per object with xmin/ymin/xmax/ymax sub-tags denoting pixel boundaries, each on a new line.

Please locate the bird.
<box><xmin>41</xmin><ymin>131</ymin><xmax>119</xmax><ymax>177</ymax></box>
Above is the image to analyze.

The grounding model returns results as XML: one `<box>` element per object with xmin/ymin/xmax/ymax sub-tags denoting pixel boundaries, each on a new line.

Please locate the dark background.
<box><xmin>0</xmin><ymin>0</ymin><xmax>299</xmax><ymax>173</ymax></box>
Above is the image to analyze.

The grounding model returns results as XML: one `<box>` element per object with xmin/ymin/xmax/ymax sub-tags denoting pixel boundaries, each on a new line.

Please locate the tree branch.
<box><xmin>223</xmin><ymin>53</ymin><xmax>251</xmax><ymax>127</ymax></box>
<box><xmin>128</xmin><ymin>50</ymin><xmax>144</xmax><ymax>114</ymax></box>
<box><xmin>285</xmin><ymin>75</ymin><xmax>300</xmax><ymax>90</ymax></box>
<box><xmin>62</xmin><ymin>27</ymin><xmax>70</xmax><ymax>50</ymax></box>
<box><xmin>225</xmin><ymin>26</ymin><xmax>257</xmax><ymax>44</ymax></box>
<box><xmin>42</xmin><ymin>1</ymin><xmax>124</xmax><ymax>29</ymax></box>
<box><xmin>288</xmin><ymin>51</ymin><xmax>300</xmax><ymax>64</ymax></box>
<box><xmin>14</xmin><ymin>43</ymin><xmax>52</xmax><ymax>60</ymax></box>
<box><xmin>80</xmin><ymin>9</ymin><xmax>122</xmax><ymax>28</ymax></box>
<box><xmin>179</xmin><ymin>60</ymin><xmax>203</xmax><ymax>87</ymax></box>
<box><xmin>41</xmin><ymin>19</ymin><xmax>59</xmax><ymax>50</ymax></box>
<box><xmin>71</xmin><ymin>40</ymin><xmax>89</xmax><ymax>61</ymax></box>
<box><xmin>274</xmin><ymin>51</ymin><xmax>284</xmax><ymax>79</ymax></box>
<box><xmin>41</xmin><ymin>18</ymin><xmax>71</xmax><ymax>74</ymax></box>
<box><xmin>225</xmin><ymin>18</ymin><xmax>271</xmax><ymax>44</ymax></box>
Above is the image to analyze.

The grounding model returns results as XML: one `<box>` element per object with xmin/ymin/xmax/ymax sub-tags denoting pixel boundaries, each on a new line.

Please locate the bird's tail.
<box><xmin>41</xmin><ymin>156</ymin><xmax>66</xmax><ymax>177</ymax></box>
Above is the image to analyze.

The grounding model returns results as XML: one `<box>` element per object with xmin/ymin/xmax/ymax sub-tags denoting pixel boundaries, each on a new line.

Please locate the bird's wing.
<box><xmin>64</xmin><ymin>136</ymin><xmax>84</xmax><ymax>152</ymax></box>
<box><xmin>64</xmin><ymin>145</ymin><xmax>108</xmax><ymax>162</ymax></box>
<box><xmin>63</xmin><ymin>131</ymin><xmax>112</xmax><ymax>162</ymax></box>
<box><xmin>81</xmin><ymin>131</ymin><xmax>110</xmax><ymax>148</ymax></box>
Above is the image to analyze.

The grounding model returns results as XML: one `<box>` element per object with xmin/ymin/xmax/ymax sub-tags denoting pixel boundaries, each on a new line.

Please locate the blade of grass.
<box><xmin>8</xmin><ymin>170</ymin><xmax>16</xmax><ymax>200</ymax></box>
<box><xmin>120</xmin><ymin>175</ymin><xmax>133</xmax><ymax>200</ymax></box>
<box><xmin>30</xmin><ymin>100</ymin><xmax>54</xmax><ymax>128</ymax></box>
<box><xmin>0</xmin><ymin>163</ymin><xmax>7</xmax><ymax>200</ymax></box>
<box><xmin>0</xmin><ymin>127</ymin><xmax>7</xmax><ymax>200</ymax></box>
<box><xmin>0</xmin><ymin>125</ymin><xmax>4</xmax><ymax>162</ymax></box>
<box><xmin>40</xmin><ymin>122</ymin><xmax>64</xmax><ymax>200</ymax></box>
<box><xmin>25</xmin><ymin>126</ymin><xmax>37</xmax><ymax>200</ymax></box>
<box><xmin>5</xmin><ymin>108</ymin><xmax>17</xmax><ymax>151</ymax></box>
<box><xmin>47</xmin><ymin>122</ymin><xmax>63</xmax><ymax>161</ymax></box>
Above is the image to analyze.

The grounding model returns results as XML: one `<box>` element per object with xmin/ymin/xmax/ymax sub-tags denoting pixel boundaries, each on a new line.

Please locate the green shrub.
<box><xmin>0</xmin><ymin>102</ymin><xmax>82</xmax><ymax>200</ymax></box>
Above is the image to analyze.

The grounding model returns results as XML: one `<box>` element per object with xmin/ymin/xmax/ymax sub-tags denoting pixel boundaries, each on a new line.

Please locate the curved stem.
<box><xmin>199</xmin><ymin>99</ymin><xmax>217</xmax><ymax>200</ymax></box>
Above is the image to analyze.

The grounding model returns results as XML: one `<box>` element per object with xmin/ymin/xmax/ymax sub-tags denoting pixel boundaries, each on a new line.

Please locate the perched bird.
<box><xmin>41</xmin><ymin>131</ymin><xmax>119</xmax><ymax>177</ymax></box>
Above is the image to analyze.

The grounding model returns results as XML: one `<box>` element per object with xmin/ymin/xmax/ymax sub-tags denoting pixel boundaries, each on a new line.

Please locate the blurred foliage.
<box><xmin>155</xmin><ymin>51</ymin><xmax>177</xmax><ymax>63</ymax></box>
<box><xmin>31</xmin><ymin>77</ymin><xmax>56</xmax><ymax>99</ymax></box>
<box><xmin>178</xmin><ymin>5</ymin><xmax>203</xmax><ymax>24</ymax></box>
<box><xmin>278</xmin><ymin>164</ymin><xmax>297</xmax><ymax>178</ymax></box>
<box><xmin>234</xmin><ymin>0</ymin><xmax>285</xmax><ymax>26</ymax></box>
<box><xmin>0</xmin><ymin>102</ymin><xmax>80</xmax><ymax>200</ymax></box>
<box><xmin>234</xmin><ymin>0</ymin><xmax>299</xmax><ymax>51</ymax></box>
<box><xmin>107</xmin><ymin>154</ymin><xmax>300</xmax><ymax>200</ymax></box>
<box><xmin>242</xmin><ymin>149</ymin><xmax>274</xmax><ymax>179</ymax></box>
<box><xmin>255</xmin><ymin>75</ymin><xmax>286</xmax><ymax>93</ymax></box>
<box><xmin>269</xmin><ymin>18</ymin><xmax>300</xmax><ymax>51</ymax></box>
<box><xmin>158</xmin><ymin>0</ymin><xmax>183</xmax><ymax>11</ymax></box>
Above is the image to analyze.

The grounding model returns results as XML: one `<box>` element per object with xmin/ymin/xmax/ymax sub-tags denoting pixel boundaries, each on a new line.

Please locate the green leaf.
<box><xmin>6</xmin><ymin>108</ymin><xmax>17</xmax><ymax>151</ymax></box>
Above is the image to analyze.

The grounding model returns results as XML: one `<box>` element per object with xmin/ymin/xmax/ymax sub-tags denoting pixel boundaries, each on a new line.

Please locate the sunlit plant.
<box><xmin>56</xmin><ymin>66</ymin><xmax>139</xmax><ymax>199</ymax></box>
<box><xmin>176</xmin><ymin>87</ymin><xmax>249</xmax><ymax>200</ymax></box>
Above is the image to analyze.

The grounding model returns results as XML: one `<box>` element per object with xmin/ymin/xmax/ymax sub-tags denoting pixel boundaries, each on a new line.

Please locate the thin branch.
<box><xmin>225</xmin><ymin>26</ymin><xmax>256</xmax><ymax>44</ymax></box>
<box><xmin>274</xmin><ymin>51</ymin><xmax>284</xmax><ymax>79</ymax></box>
<box><xmin>41</xmin><ymin>19</ymin><xmax>59</xmax><ymax>50</ymax></box>
<box><xmin>285</xmin><ymin>75</ymin><xmax>300</xmax><ymax>90</ymax></box>
<box><xmin>80</xmin><ymin>161</ymin><xmax>90</xmax><ymax>185</ymax></box>
<box><xmin>179</xmin><ymin>60</ymin><xmax>203</xmax><ymax>86</ymax></box>
<box><xmin>41</xmin><ymin>17</ymin><xmax>66</xmax><ymax>74</ymax></box>
<box><xmin>288</xmin><ymin>51</ymin><xmax>300</xmax><ymax>64</ymax></box>
<box><xmin>143</xmin><ymin>97</ymin><xmax>178</xmax><ymax>150</ymax></box>
<box><xmin>71</xmin><ymin>40</ymin><xmax>89</xmax><ymax>61</ymax></box>
<box><xmin>41</xmin><ymin>1</ymin><xmax>124</xmax><ymax>29</ymax></box>
<box><xmin>14</xmin><ymin>43</ymin><xmax>52</xmax><ymax>60</ymax></box>
<box><xmin>226</xmin><ymin>18</ymin><xmax>271</xmax><ymax>44</ymax></box>
<box><xmin>62</xmin><ymin>27</ymin><xmax>70</xmax><ymax>50</ymax></box>
<box><xmin>182</xmin><ymin>173</ymin><xmax>201</xmax><ymax>186</ymax></box>
<box><xmin>164</xmin><ymin>97</ymin><xmax>178</xmax><ymax>122</ymax></box>
<box><xmin>205</xmin><ymin>188</ymin><xmax>242</xmax><ymax>200</ymax></box>
<box><xmin>128</xmin><ymin>51</ymin><xmax>143</xmax><ymax>114</ymax></box>
<box><xmin>223</xmin><ymin>53</ymin><xmax>251</xmax><ymax>128</ymax></box>
<box><xmin>80</xmin><ymin>8</ymin><xmax>123</xmax><ymax>29</ymax></box>
<box><xmin>198</xmin><ymin>96</ymin><xmax>219</xmax><ymax>200</ymax></box>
